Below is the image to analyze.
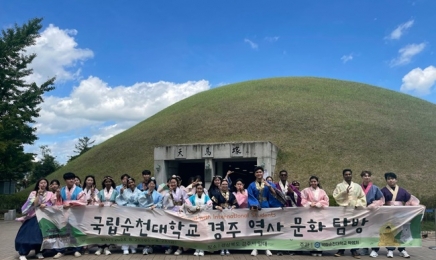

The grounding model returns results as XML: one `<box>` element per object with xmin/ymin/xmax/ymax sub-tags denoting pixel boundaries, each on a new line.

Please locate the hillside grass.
<box><xmin>24</xmin><ymin>77</ymin><xmax>436</xmax><ymax>201</ymax></box>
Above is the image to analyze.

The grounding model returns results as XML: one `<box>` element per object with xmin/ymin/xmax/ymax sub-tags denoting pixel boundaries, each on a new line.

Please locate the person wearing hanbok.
<box><xmin>211</xmin><ymin>179</ymin><xmax>238</xmax><ymax>255</ymax></box>
<box><xmin>82</xmin><ymin>175</ymin><xmax>99</xmax><ymax>206</ymax></box>
<box><xmin>94</xmin><ymin>176</ymin><xmax>118</xmax><ymax>256</ymax></box>
<box><xmin>138</xmin><ymin>178</ymin><xmax>163</xmax><ymax>255</ymax></box>
<box><xmin>116</xmin><ymin>173</ymin><xmax>130</xmax><ymax>193</ymax></box>
<box><xmin>162</xmin><ymin>177</ymin><xmax>188</xmax><ymax>255</ymax></box>
<box><xmin>184</xmin><ymin>183</ymin><xmax>212</xmax><ymax>256</ymax></box>
<box><xmin>49</xmin><ymin>179</ymin><xmax>63</xmax><ymax>206</ymax></box>
<box><xmin>53</xmin><ymin>172</ymin><xmax>87</xmax><ymax>259</ymax></box>
<box><xmin>137</xmin><ymin>169</ymin><xmax>151</xmax><ymax>191</ymax></box>
<box><xmin>15</xmin><ymin>178</ymin><xmax>54</xmax><ymax>260</ymax></box>
<box><xmin>233</xmin><ymin>178</ymin><xmax>248</xmax><ymax>208</ymax></box>
<box><xmin>333</xmin><ymin>169</ymin><xmax>366</xmax><ymax>259</ymax></box>
<box><xmin>184</xmin><ymin>175</ymin><xmax>208</xmax><ymax>196</ymax></box>
<box><xmin>208</xmin><ymin>171</ymin><xmax>233</xmax><ymax>201</ymax></box>
<box><xmin>359</xmin><ymin>171</ymin><xmax>384</xmax><ymax>258</ymax></box>
<box><xmin>158</xmin><ymin>177</ymin><xmax>171</xmax><ymax>195</ymax></box>
<box><xmin>381</xmin><ymin>172</ymin><xmax>419</xmax><ymax>259</ymax></box>
<box><xmin>300</xmin><ymin>176</ymin><xmax>329</xmax><ymax>257</ymax></box>
<box><xmin>116</xmin><ymin>177</ymin><xmax>141</xmax><ymax>255</ymax></box>
<box><xmin>248</xmin><ymin>167</ymin><xmax>282</xmax><ymax>256</ymax></box>
<box><xmin>275</xmin><ymin>170</ymin><xmax>302</xmax><ymax>207</ymax></box>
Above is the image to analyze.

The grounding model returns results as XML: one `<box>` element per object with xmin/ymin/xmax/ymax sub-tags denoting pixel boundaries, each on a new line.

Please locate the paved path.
<box><xmin>2</xmin><ymin>220</ymin><xmax>435</xmax><ymax>260</ymax></box>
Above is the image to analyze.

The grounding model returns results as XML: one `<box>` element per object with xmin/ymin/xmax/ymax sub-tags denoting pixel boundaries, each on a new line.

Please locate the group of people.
<box><xmin>14</xmin><ymin>168</ymin><xmax>419</xmax><ymax>260</ymax></box>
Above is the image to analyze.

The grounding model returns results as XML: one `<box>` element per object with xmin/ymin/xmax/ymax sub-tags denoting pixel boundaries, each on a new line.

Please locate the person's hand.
<box><xmin>263</xmin><ymin>179</ymin><xmax>271</xmax><ymax>187</ymax></box>
<box><xmin>226</xmin><ymin>170</ymin><xmax>234</xmax><ymax>175</ymax></box>
<box><xmin>99</xmin><ymin>202</ymin><xmax>104</xmax><ymax>207</ymax></box>
<box><xmin>231</xmin><ymin>206</ymin><xmax>236</xmax><ymax>210</ymax></box>
<box><xmin>151</xmin><ymin>205</ymin><xmax>156</xmax><ymax>210</ymax></box>
<box><xmin>217</xmin><ymin>206</ymin><xmax>223</xmax><ymax>211</ymax></box>
<box><xmin>55</xmin><ymin>189</ymin><xmax>61</xmax><ymax>196</ymax></box>
<box><xmin>346</xmin><ymin>185</ymin><xmax>352</xmax><ymax>194</ymax></box>
<box><xmin>40</xmin><ymin>203</ymin><xmax>46</xmax><ymax>209</ymax></box>
<box><xmin>63</xmin><ymin>203</ymin><xmax>72</xmax><ymax>209</ymax></box>
<box><xmin>310</xmin><ymin>202</ymin><xmax>316</xmax><ymax>207</ymax></box>
<box><xmin>120</xmin><ymin>187</ymin><xmax>124</xmax><ymax>194</ymax></box>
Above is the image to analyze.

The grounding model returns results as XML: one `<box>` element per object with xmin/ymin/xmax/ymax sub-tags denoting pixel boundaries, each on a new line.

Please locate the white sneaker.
<box><xmin>131</xmin><ymin>249</ymin><xmax>136</xmax><ymax>254</ymax></box>
<box><xmin>370</xmin><ymin>250</ymin><xmax>378</xmax><ymax>258</ymax></box>
<box><xmin>399</xmin><ymin>250</ymin><xmax>410</xmax><ymax>258</ymax></box>
<box><xmin>174</xmin><ymin>249</ymin><xmax>183</xmax><ymax>255</ymax></box>
<box><xmin>220</xmin><ymin>250</ymin><xmax>225</xmax><ymax>256</ymax></box>
<box><xmin>165</xmin><ymin>248</ymin><xmax>173</xmax><ymax>255</ymax></box>
<box><xmin>123</xmin><ymin>250</ymin><xmax>129</xmax><ymax>255</ymax></box>
<box><xmin>251</xmin><ymin>249</ymin><xmax>258</xmax><ymax>256</ymax></box>
<box><xmin>312</xmin><ymin>253</ymin><xmax>317</xmax><ymax>256</ymax></box>
<box><xmin>95</xmin><ymin>248</ymin><xmax>102</xmax><ymax>256</ymax></box>
<box><xmin>199</xmin><ymin>250</ymin><xmax>204</xmax><ymax>256</ymax></box>
<box><xmin>104</xmin><ymin>247</ymin><xmax>111</xmax><ymax>255</ymax></box>
<box><xmin>317</xmin><ymin>253</ymin><xmax>322</xmax><ymax>256</ymax></box>
<box><xmin>74</xmin><ymin>252</ymin><xmax>81</xmax><ymax>257</ymax></box>
<box><xmin>36</xmin><ymin>253</ymin><xmax>44</xmax><ymax>259</ymax></box>
<box><xmin>225</xmin><ymin>250</ymin><xmax>230</xmax><ymax>255</ymax></box>
<box><xmin>19</xmin><ymin>256</ymin><xmax>27</xmax><ymax>260</ymax></box>
<box><xmin>194</xmin><ymin>250</ymin><xmax>199</xmax><ymax>256</ymax></box>
<box><xmin>387</xmin><ymin>250</ymin><xmax>393</xmax><ymax>258</ymax></box>
<box><xmin>265</xmin><ymin>250</ymin><xmax>273</xmax><ymax>256</ymax></box>
<box><xmin>53</xmin><ymin>252</ymin><xmax>63</xmax><ymax>259</ymax></box>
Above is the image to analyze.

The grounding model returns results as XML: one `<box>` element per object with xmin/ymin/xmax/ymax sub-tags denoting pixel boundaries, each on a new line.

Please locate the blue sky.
<box><xmin>1</xmin><ymin>1</ymin><xmax>435</xmax><ymax>163</ymax></box>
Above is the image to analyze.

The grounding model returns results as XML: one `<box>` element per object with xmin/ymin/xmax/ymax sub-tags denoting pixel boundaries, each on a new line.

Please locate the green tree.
<box><xmin>30</xmin><ymin>145</ymin><xmax>62</xmax><ymax>183</ymax></box>
<box><xmin>68</xmin><ymin>136</ymin><xmax>95</xmax><ymax>162</ymax></box>
<box><xmin>0</xmin><ymin>18</ymin><xmax>55</xmax><ymax>181</ymax></box>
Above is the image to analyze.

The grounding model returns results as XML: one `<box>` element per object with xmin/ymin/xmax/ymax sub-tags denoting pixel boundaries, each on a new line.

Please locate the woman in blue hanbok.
<box><xmin>93</xmin><ymin>176</ymin><xmax>118</xmax><ymax>256</ymax></box>
<box><xmin>116</xmin><ymin>177</ymin><xmax>141</xmax><ymax>255</ymax></box>
<box><xmin>138</xmin><ymin>178</ymin><xmax>163</xmax><ymax>255</ymax></box>
<box><xmin>184</xmin><ymin>183</ymin><xmax>212</xmax><ymax>256</ymax></box>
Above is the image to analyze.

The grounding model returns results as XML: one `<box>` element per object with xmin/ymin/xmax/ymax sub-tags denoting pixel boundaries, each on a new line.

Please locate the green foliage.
<box><xmin>30</xmin><ymin>145</ymin><xmax>62</xmax><ymax>183</ymax></box>
<box><xmin>0</xmin><ymin>17</ymin><xmax>55</xmax><ymax>181</ymax></box>
<box><xmin>68</xmin><ymin>136</ymin><xmax>95</xmax><ymax>163</ymax></box>
<box><xmin>35</xmin><ymin>77</ymin><xmax>436</xmax><ymax>198</ymax></box>
<box><xmin>0</xmin><ymin>193</ymin><xmax>28</xmax><ymax>212</ymax></box>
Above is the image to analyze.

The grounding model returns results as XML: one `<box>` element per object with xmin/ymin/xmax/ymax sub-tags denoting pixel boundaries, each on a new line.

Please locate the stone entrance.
<box><xmin>153</xmin><ymin>141</ymin><xmax>278</xmax><ymax>188</ymax></box>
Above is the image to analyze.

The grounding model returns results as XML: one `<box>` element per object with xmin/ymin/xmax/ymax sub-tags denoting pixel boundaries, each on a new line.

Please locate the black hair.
<box><xmin>279</xmin><ymin>170</ymin><xmax>288</xmax><ymax>175</ymax></box>
<box><xmin>342</xmin><ymin>169</ymin><xmax>352</xmax><ymax>175</ymax></box>
<box><xmin>102</xmin><ymin>176</ymin><xmax>116</xmax><ymax>189</ymax></box>
<box><xmin>189</xmin><ymin>176</ymin><xmax>196</xmax><ymax>183</ymax></box>
<box><xmin>265</xmin><ymin>176</ymin><xmax>273</xmax><ymax>181</ymax></box>
<box><xmin>360</xmin><ymin>170</ymin><xmax>372</xmax><ymax>177</ymax></box>
<box><xmin>309</xmin><ymin>176</ymin><xmax>322</xmax><ymax>188</ymax></box>
<box><xmin>33</xmin><ymin>178</ymin><xmax>50</xmax><ymax>192</ymax></box>
<box><xmin>148</xmin><ymin>179</ymin><xmax>158</xmax><ymax>190</ymax></box>
<box><xmin>195</xmin><ymin>175</ymin><xmax>202</xmax><ymax>182</ymax></box>
<box><xmin>50</xmin><ymin>179</ymin><xmax>61</xmax><ymax>186</ymax></box>
<box><xmin>63</xmin><ymin>172</ymin><xmax>76</xmax><ymax>180</ymax></box>
<box><xmin>254</xmin><ymin>166</ymin><xmax>264</xmax><ymax>173</ymax></box>
<box><xmin>120</xmin><ymin>173</ymin><xmax>130</xmax><ymax>180</ymax></box>
<box><xmin>384</xmin><ymin>172</ymin><xmax>397</xmax><ymax>180</ymax></box>
<box><xmin>142</xmin><ymin>170</ymin><xmax>151</xmax><ymax>176</ymax></box>
<box><xmin>208</xmin><ymin>175</ymin><xmax>222</xmax><ymax>191</ymax></box>
<box><xmin>83</xmin><ymin>175</ymin><xmax>96</xmax><ymax>188</ymax></box>
<box><xmin>127</xmin><ymin>177</ymin><xmax>136</xmax><ymax>183</ymax></box>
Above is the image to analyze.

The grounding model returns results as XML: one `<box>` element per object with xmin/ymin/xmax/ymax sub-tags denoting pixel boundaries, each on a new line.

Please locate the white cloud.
<box><xmin>24</xmin><ymin>24</ymin><xmax>94</xmax><ymax>85</ymax></box>
<box><xmin>35</xmin><ymin>77</ymin><xmax>211</xmax><ymax>134</ymax></box>
<box><xmin>390</xmin><ymin>43</ymin><xmax>426</xmax><ymax>67</ymax></box>
<box><xmin>244</xmin><ymin>38</ymin><xmax>258</xmax><ymax>49</ymax></box>
<box><xmin>264</xmin><ymin>36</ymin><xmax>279</xmax><ymax>42</ymax></box>
<box><xmin>386</xmin><ymin>19</ymin><xmax>414</xmax><ymax>40</ymax></box>
<box><xmin>341</xmin><ymin>54</ymin><xmax>353</xmax><ymax>63</ymax></box>
<box><xmin>400</xmin><ymin>66</ymin><xmax>436</xmax><ymax>95</ymax></box>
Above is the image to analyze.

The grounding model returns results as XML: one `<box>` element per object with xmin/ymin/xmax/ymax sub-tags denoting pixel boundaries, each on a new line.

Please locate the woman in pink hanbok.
<box><xmin>15</xmin><ymin>178</ymin><xmax>55</xmax><ymax>260</ymax></box>
<box><xmin>300</xmin><ymin>176</ymin><xmax>329</xmax><ymax>257</ymax></box>
<box><xmin>233</xmin><ymin>178</ymin><xmax>248</xmax><ymax>208</ymax></box>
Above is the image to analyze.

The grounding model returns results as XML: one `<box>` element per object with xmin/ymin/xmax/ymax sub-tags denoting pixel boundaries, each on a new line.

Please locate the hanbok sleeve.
<box><xmin>332</xmin><ymin>184</ymin><xmax>348</xmax><ymax>206</ymax></box>
<box><xmin>138</xmin><ymin>191</ymin><xmax>153</xmax><ymax>207</ymax></box>
<box><xmin>21</xmin><ymin>191</ymin><xmax>37</xmax><ymax>215</ymax></box>
<box><xmin>368</xmin><ymin>188</ymin><xmax>385</xmax><ymax>208</ymax></box>
<box><xmin>300</xmin><ymin>188</ymin><xmax>311</xmax><ymax>207</ymax></box>
<box><xmin>247</xmin><ymin>183</ymin><xmax>260</xmax><ymax>209</ymax></box>
<box><xmin>155</xmin><ymin>193</ymin><xmax>163</xmax><ymax>208</ymax></box>
<box><xmin>115</xmin><ymin>191</ymin><xmax>128</xmax><ymax>206</ymax></box>
<box><xmin>405</xmin><ymin>195</ymin><xmax>420</xmax><ymax>206</ymax></box>
<box><xmin>354</xmin><ymin>185</ymin><xmax>367</xmax><ymax>208</ymax></box>
<box><xmin>315</xmin><ymin>189</ymin><xmax>329</xmax><ymax>208</ymax></box>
